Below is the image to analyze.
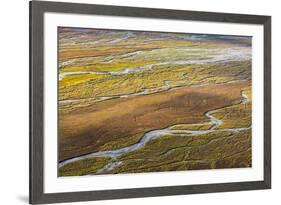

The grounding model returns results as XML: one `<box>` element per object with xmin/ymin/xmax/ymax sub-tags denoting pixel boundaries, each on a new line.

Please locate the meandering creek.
<box><xmin>59</xmin><ymin>90</ymin><xmax>250</xmax><ymax>174</ymax></box>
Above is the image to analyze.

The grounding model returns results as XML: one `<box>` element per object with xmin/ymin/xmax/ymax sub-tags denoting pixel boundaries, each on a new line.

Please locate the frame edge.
<box><xmin>29</xmin><ymin>1</ymin><xmax>272</xmax><ymax>204</ymax></box>
<box><xmin>263</xmin><ymin>16</ymin><xmax>272</xmax><ymax>189</ymax></box>
<box><xmin>29</xmin><ymin>1</ymin><xmax>45</xmax><ymax>204</ymax></box>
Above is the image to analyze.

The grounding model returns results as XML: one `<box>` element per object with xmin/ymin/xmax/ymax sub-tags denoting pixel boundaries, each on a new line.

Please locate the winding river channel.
<box><xmin>59</xmin><ymin>90</ymin><xmax>250</xmax><ymax>174</ymax></box>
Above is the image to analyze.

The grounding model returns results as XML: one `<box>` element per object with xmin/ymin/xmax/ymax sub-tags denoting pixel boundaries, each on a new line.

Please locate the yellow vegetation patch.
<box><xmin>59</xmin><ymin>73</ymin><xmax>105</xmax><ymax>88</ymax></box>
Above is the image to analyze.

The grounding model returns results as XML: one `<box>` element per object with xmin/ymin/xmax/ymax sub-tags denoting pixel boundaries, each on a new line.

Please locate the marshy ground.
<box><xmin>58</xmin><ymin>27</ymin><xmax>252</xmax><ymax>176</ymax></box>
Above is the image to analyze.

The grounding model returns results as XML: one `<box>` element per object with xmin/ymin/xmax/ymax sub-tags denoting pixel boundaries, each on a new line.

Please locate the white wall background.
<box><xmin>0</xmin><ymin>0</ymin><xmax>279</xmax><ymax>204</ymax></box>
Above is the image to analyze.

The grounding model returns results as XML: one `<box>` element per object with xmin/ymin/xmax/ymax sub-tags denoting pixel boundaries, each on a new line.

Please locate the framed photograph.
<box><xmin>29</xmin><ymin>0</ymin><xmax>271</xmax><ymax>204</ymax></box>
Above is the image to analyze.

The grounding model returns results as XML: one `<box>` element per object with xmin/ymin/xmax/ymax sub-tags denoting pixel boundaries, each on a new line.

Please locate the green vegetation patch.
<box><xmin>108</xmin><ymin>129</ymin><xmax>251</xmax><ymax>174</ymax></box>
<box><xmin>59</xmin><ymin>157</ymin><xmax>111</xmax><ymax>176</ymax></box>
<box><xmin>99</xmin><ymin>133</ymin><xmax>143</xmax><ymax>151</ymax></box>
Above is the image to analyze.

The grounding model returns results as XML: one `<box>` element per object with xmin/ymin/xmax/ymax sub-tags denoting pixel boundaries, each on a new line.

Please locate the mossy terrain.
<box><xmin>58</xmin><ymin>157</ymin><xmax>111</xmax><ymax>176</ymax></box>
<box><xmin>107</xmin><ymin>130</ymin><xmax>251</xmax><ymax>174</ymax></box>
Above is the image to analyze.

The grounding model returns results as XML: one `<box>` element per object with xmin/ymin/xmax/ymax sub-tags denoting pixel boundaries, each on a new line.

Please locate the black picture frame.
<box><xmin>29</xmin><ymin>0</ymin><xmax>271</xmax><ymax>204</ymax></box>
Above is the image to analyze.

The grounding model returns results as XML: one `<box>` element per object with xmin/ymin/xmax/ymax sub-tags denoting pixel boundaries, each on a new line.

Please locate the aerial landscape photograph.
<box><xmin>58</xmin><ymin>27</ymin><xmax>252</xmax><ymax>177</ymax></box>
